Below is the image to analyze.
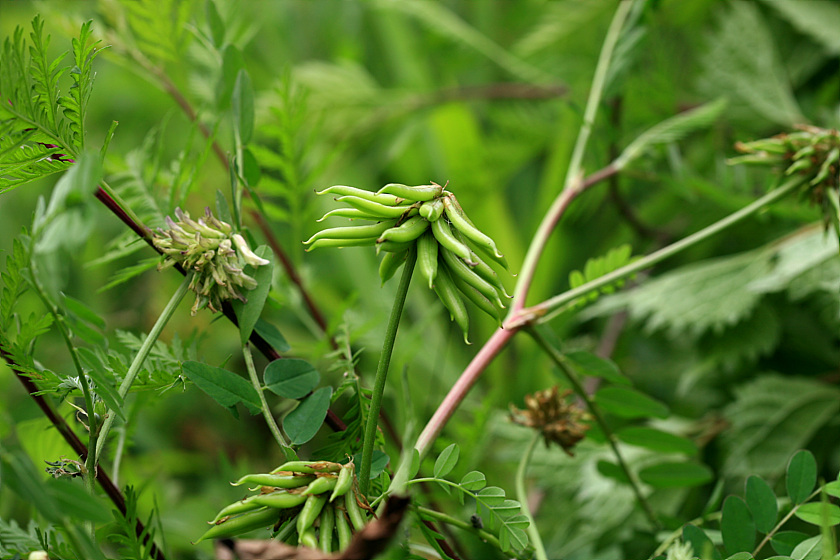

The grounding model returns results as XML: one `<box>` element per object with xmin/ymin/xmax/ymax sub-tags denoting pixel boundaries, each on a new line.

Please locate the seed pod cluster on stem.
<box><xmin>194</xmin><ymin>460</ymin><xmax>370</xmax><ymax>551</ymax></box>
<box><xmin>306</xmin><ymin>182</ymin><xmax>512</xmax><ymax>343</ymax></box>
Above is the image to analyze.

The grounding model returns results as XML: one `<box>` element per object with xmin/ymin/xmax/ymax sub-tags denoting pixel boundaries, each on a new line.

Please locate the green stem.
<box><xmin>242</xmin><ymin>341</ymin><xmax>296</xmax><ymax>460</ymax></box>
<box><xmin>526</xmin><ymin>325</ymin><xmax>661</xmax><ymax>529</ymax></box>
<box><xmin>530</xmin><ymin>176</ymin><xmax>806</xmax><ymax>322</ymax></box>
<box><xmin>512</xmin><ymin>0</ymin><xmax>635</xmax><ymax>310</ymax></box>
<box><xmin>516</xmin><ymin>433</ymin><xmax>548</xmax><ymax>560</ymax></box>
<box><xmin>360</xmin><ymin>247</ymin><xmax>417</xmax><ymax>496</ymax></box>
<box><xmin>753</xmin><ymin>486</ymin><xmax>823</xmax><ymax>557</ymax></box>
<box><xmin>95</xmin><ymin>273</ymin><xmax>192</xmax><ymax>460</ymax></box>
<box><xmin>414</xmin><ymin>505</ymin><xmax>503</xmax><ymax>551</ymax></box>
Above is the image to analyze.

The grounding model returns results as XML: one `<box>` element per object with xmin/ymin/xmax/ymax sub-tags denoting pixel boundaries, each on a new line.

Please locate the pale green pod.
<box><xmin>376</xmin><ymin>240</ymin><xmax>413</xmax><ymax>254</ymax></box>
<box><xmin>297</xmin><ymin>494</ymin><xmax>329</xmax><ymax>535</ymax></box>
<box><xmin>416</xmin><ymin>230</ymin><xmax>438</xmax><ymax>290</ymax></box>
<box><xmin>251</xmin><ymin>490</ymin><xmax>309</xmax><ymax>510</ymax></box>
<box><xmin>194</xmin><ymin>507</ymin><xmax>279</xmax><ymax>543</ymax></box>
<box><xmin>431</xmin><ymin>217</ymin><xmax>474</xmax><ymax>263</ymax></box>
<box><xmin>271</xmin><ymin>461</ymin><xmax>343</xmax><ymax>474</ymax></box>
<box><xmin>379</xmin><ymin>248</ymin><xmax>408</xmax><ymax>285</ymax></box>
<box><xmin>377</xmin><ymin>215</ymin><xmax>430</xmax><ymax>244</ymax></box>
<box><xmin>329</xmin><ymin>463</ymin><xmax>354</xmax><ymax>503</ymax></box>
<box><xmin>433</xmin><ymin>264</ymin><xmax>470</xmax><ymax>344</ymax></box>
<box><xmin>304</xmin><ymin>220</ymin><xmax>398</xmax><ymax>244</ymax></box>
<box><xmin>377</xmin><ymin>182</ymin><xmax>443</xmax><ymax>202</ymax></box>
<box><xmin>299</xmin><ymin>528</ymin><xmax>319</xmax><ymax>549</ymax></box>
<box><xmin>316</xmin><ymin>185</ymin><xmax>406</xmax><ymax>206</ymax></box>
<box><xmin>448</xmin><ymin>265</ymin><xmax>504</xmax><ymax>325</ymax></box>
<box><xmin>442</xmin><ymin>195</ymin><xmax>506</xmax><ymax>264</ymax></box>
<box><xmin>335</xmin><ymin>506</ymin><xmax>352</xmax><ymax>550</ymax></box>
<box><xmin>304</xmin><ymin>237</ymin><xmax>379</xmax><ymax>251</ymax></box>
<box><xmin>344</xmin><ymin>491</ymin><xmax>368</xmax><ymax>532</ymax></box>
<box><xmin>231</xmin><ymin>473</ymin><xmax>315</xmax><ymax>488</ymax></box>
<box><xmin>419</xmin><ymin>198</ymin><xmax>445</xmax><ymax>222</ymax></box>
<box><xmin>440</xmin><ymin>246</ymin><xmax>506</xmax><ymax>309</ymax></box>
<box><xmin>316</xmin><ymin>207</ymin><xmax>383</xmax><ymax>222</ymax></box>
<box><xmin>210</xmin><ymin>493</ymin><xmax>264</xmax><ymax>523</ymax></box>
<box><xmin>301</xmin><ymin>475</ymin><xmax>339</xmax><ymax>496</ymax></box>
<box><xmin>335</xmin><ymin>196</ymin><xmax>417</xmax><ymax>219</ymax></box>
<box><xmin>319</xmin><ymin>504</ymin><xmax>335</xmax><ymax>552</ymax></box>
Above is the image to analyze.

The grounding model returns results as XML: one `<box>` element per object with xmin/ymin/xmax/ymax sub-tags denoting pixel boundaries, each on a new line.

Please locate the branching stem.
<box><xmin>360</xmin><ymin>247</ymin><xmax>417</xmax><ymax>495</ymax></box>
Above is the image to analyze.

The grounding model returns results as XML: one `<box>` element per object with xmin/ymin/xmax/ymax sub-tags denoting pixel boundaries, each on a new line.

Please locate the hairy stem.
<box><xmin>526</xmin><ymin>325</ymin><xmax>661</xmax><ymax>528</ymax></box>
<box><xmin>516</xmin><ymin>433</ymin><xmax>548</xmax><ymax>560</ymax></box>
<box><xmin>360</xmin><ymin>247</ymin><xmax>417</xmax><ymax>495</ymax></box>
<box><xmin>242</xmin><ymin>341</ymin><xmax>296</xmax><ymax>460</ymax></box>
<box><xmin>96</xmin><ymin>273</ymin><xmax>192</xmax><ymax>460</ymax></box>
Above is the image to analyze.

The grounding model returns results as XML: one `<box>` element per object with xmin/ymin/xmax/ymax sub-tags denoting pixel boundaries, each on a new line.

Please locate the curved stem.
<box><xmin>516</xmin><ymin>432</ymin><xmax>548</xmax><ymax>560</ymax></box>
<box><xmin>360</xmin><ymin>247</ymin><xmax>417</xmax><ymax>495</ymax></box>
<box><xmin>96</xmin><ymin>272</ymin><xmax>192</xmax><ymax>460</ymax></box>
<box><xmin>526</xmin><ymin>325</ymin><xmax>661</xmax><ymax>529</ymax></box>
<box><xmin>414</xmin><ymin>505</ymin><xmax>502</xmax><ymax>551</ymax></box>
<box><xmin>242</xmin><ymin>341</ymin><xmax>296</xmax><ymax>460</ymax></box>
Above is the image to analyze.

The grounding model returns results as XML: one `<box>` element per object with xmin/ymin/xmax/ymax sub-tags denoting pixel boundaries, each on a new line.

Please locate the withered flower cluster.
<box><xmin>510</xmin><ymin>386</ymin><xmax>590</xmax><ymax>456</ymax></box>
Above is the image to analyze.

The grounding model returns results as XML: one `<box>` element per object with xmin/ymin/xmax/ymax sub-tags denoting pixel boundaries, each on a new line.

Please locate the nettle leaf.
<box><xmin>181</xmin><ymin>360</ymin><xmax>261</xmax><ymax>418</ymax></box>
<box><xmin>565</xmin><ymin>350</ymin><xmax>630</xmax><ymax>386</ymax></box>
<box><xmin>787</xmin><ymin>451</ymin><xmax>817</xmax><ymax>505</ymax></box>
<box><xmin>794</xmin><ymin>503</ymin><xmax>840</xmax><ymax>527</ymax></box>
<box><xmin>434</xmin><ymin>443</ymin><xmax>459</xmax><ymax>479</ymax></box>
<box><xmin>721</xmin><ymin>496</ymin><xmax>756</xmax><ymax>555</ymax></box>
<box><xmin>284</xmin><ymin>386</ymin><xmax>332</xmax><ymax>445</ymax></box>
<box><xmin>745</xmin><ymin>475</ymin><xmax>778</xmax><ymax>534</ymax></box>
<box><xmin>638</xmin><ymin>461</ymin><xmax>712</xmax><ymax>488</ymax></box>
<box><xmin>595</xmin><ymin>386</ymin><xmax>669</xmax><ymax>419</ymax></box>
<box><xmin>264</xmin><ymin>358</ymin><xmax>320</xmax><ymax>399</ymax></box>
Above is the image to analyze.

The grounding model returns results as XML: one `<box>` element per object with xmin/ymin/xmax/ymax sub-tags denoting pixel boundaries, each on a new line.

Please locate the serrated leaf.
<box><xmin>721</xmin><ymin>496</ymin><xmax>756</xmax><ymax>555</ymax></box>
<box><xmin>565</xmin><ymin>350</ymin><xmax>630</xmax><ymax>386</ymax></box>
<box><xmin>684</xmin><ymin>524</ymin><xmax>722</xmax><ymax>560</ymax></box>
<box><xmin>264</xmin><ymin>358</ymin><xmax>319</xmax><ymax>399</ymax></box>
<box><xmin>181</xmin><ymin>360</ymin><xmax>261</xmax><ymax>418</ymax></box>
<box><xmin>595</xmin><ymin>386</ymin><xmax>669</xmax><ymax>419</ymax></box>
<box><xmin>793</xmin><ymin>503</ymin><xmax>840</xmax><ymax>527</ymax></box>
<box><xmin>745</xmin><ymin>475</ymin><xmax>778</xmax><ymax>533</ymax></box>
<box><xmin>434</xmin><ymin>443</ymin><xmax>459</xmax><ymax>479</ymax></box>
<box><xmin>638</xmin><ymin>461</ymin><xmax>712</xmax><ymax>488</ymax></box>
<box><xmin>616</xmin><ymin>426</ymin><xmax>696</xmax><ymax>455</ymax></box>
<box><xmin>787</xmin><ymin>450</ymin><xmax>817</xmax><ymax>504</ymax></box>
<box><xmin>459</xmin><ymin>471</ymin><xmax>486</xmax><ymax>492</ymax></box>
<box><xmin>283</xmin><ymin>386</ymin><xmax>332</xmax><ymax>445</ymax></box>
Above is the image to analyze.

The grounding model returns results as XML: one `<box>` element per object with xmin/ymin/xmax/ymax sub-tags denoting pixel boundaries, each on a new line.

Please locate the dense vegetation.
<box><xmin>1</xmin><ymin>1</ymin><xmax>839</xmax><ymax>559</ymax></box>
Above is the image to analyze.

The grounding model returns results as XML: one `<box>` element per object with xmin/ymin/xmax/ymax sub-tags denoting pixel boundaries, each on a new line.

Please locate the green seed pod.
<box><xmin>194</xmin><ymin>507</ymin><xmax>280</xmax><ymax>543</ymax></box>
<box><xmin>211</xmin><ymin>493</ymin><xmax>264</xmax><ymax>523</ymax></box>
<box><xmin>377</xmin><ymin>215</ymin><xmax>430</xmax><ymax>244</ymax></box>
<box><xmin>319</xmin><ymin>504</ymin><xmax>335</xmax><ymax>552</ymax></box>
<box><xmin>231</xmin><ymin>473</ymin><xmax>315</xmax><ymax>488</ymax></box>
<box><xmin>299</xmin><ymin>528</ymin><xmax>319</xmax><ymax>549</ymax></box>
<box><xmin>419</xmin><ymin>198</ymin><xmax>445</xmax><ymax>222</ymax></box>
<box><xmin>335</xmin><ymin>506</ymin><xmax>352</xmax><ymax>550</ymax></box>
<box><xmin>417</xmin><ymin>230</ymin><xmax>439</xmax><ymax>290</ymax></box>
<box><xmin>378</xmin><ymin>248</ymin><xmax>408</xmax><ymax>285</ymax></box>
<box><xmin>344</xmin><ymin>491</ymin><xmax>368</xmax><ymax>532</ymax></box>
<box><xmin>316</xmin><ymin>185</ymin><xmax>406</xmax><ymax>206</ymax></box>
<box><xmin>433</xmin><ymin>264</ymin><xmax>470</xmax><ymax>344</ymax></box>
<box><xmin>431</xmin><ymin>217</ymin><xmax>474</xmax><ymax>263</ymax></box>
<box><xmin>448</xmin><ymin>267</ymin><xmax>504</xmax><ymax>324</ymax></box>
<box><xmin>377</xmin><ymin>182</ymin><xmax>443</xmax><ymax>202</ymax></box>
<box><xmin>316</xmin><ymin>207</ymin><xmax>384</xmax><ymax>222</ymax></box>
<box><xmin>251</xmin><ymin>490</ymin><xmax>309</xmax><ymax>510</ymax></box>
<box><xmin>375</xmin><ymin>240</ymin><xmax>413</xmax><ymax>254</ymax></box>
<box><xmin>440</xmin><ymin>246</ymin><xmax>506</xmax><ymax>310</ymax></box>
<box><xmin>304</xmin><ymin>237</ymin><xmax>378</xmax><ymax>251</ymax></box>
<box><xmin>304</xmin><ymin>220</ymin><xmax>398</xmax><ymax>245</ymax></box>
<box><xmin>301</xmin><ymin>475</ymin><xmax>339</xmax><ymax>496</ymax></box>
<box><xmin>297</xmin><ymin>494</ymin><xmax>329</xmax><ymax>535</ymax></box>
<box><xmin>271</xmin><ymin>461</ymin><xmax>343</xmax><ymax>474</ymax></box>
<box><xmin>330</xmin><ymin>463</ymin><xmax>354</xmax><ymax>503</ymax></box>
<box><xmin>335</xmin><ymin>196</ymin><xmax>417</xmax><ymax>219</ymax></box>
<box><xmin>442</xmin><ymin>195</ymin><xmax>506</xmax><ymax>266</ymax></box>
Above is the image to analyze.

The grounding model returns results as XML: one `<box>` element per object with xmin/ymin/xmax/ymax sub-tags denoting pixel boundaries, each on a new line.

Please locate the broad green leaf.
<box><xmin>565</xmin><ymin>351</ymin><xmax>630</xmax><ymax>386</ymax></box>
<box><xmin>745</xmin><ymin>475</ymin><xmax>778</xmax><ymax>533</ymax></box>
<box><xmin>217</xmin><ymin>45</ymin><xmax>245</xmax><ymax>109</ymax></box>
<box><xmin>352</xmin><ymin>450</ymin><xmax>389</xmax><ymax>479</ymax></box>
<box><xmin>205</xmin><ymin>0</ymin><xmax>225</xmax><ymax>46</ymax></box>
<box><xmin>181</xmin><ymin>361</ymin><xmax>261</xmax><ymax>418</ymax></box>
<box><xmin>47</xmin><ymin>479</ymin><xmax>111</xmax><ymax>523</ymax></box>
<box><xmin>283</xmin><ymin>386</ymin><xmax>332</xmax><ymax>445</ymax></box>
<box><xmin>790</xmin><ymin>535</ymin><xmax>822</xmax><ymax>560</ymax></box>
<box><xmin>254</xmin><ymin>319</ymin><xmax>291</xmax><ymax>353</ymax></box>
<box><xmin>476</xmin><ymin>486</ymin><xmax>506</xmax><ymax>507</ymax></box>
<box><xmin>787</xmin><ymin>450</ymin><xmax>817</xmax><ymax>504</ymax></box>
<box><xmin>216</xmin><ymin>189</ymin><xmax>233</xmax><ymax>225</ymax></box>
<box><xmin>683</xmin><ymin>524</ymin><xmax>722</xmax><ymax>560</ymax></box>
<box><xmin>638</xmin><ymin>461</ymin><xmax>712</xmax><ymax>488</ymax></box>
<box><xmin>409</xmin><ymin>449</ymin><xmax>421</xmax><ymax>479</ymax></box>
<box><xmin>615</xmin><ymin>426</ymin><xmax>696</xmax><ymax>455</ymax></box>
<box><xmin>238</xmin><ymin>245</ymin><xmax>272</xmax><ymax>345</ymax></box>
<box><xmin>232</xmin><ymin>69</ymin><xmax>254</xmax><ymax>144</ymax></box>
<box><xmin>434</xmin><ymin>443</ymin><xmax>459</xmax><ymax>479</ymax></box>
<box><xmin>725</xmin><ymin>553</ymin><xmax>754</xmax><ymax>560</ymax></box>
<box><xmin>793</xmin><ymin>503</ymin><xmax>840</xmax><ymax>527</ymax></box>
<box><xmin>241</xmin><ymin>148</ymin><xmax>261</xmax><ymax>186</ymax></box>
<box><xmin>264</xmin><ymin>358</ymin><xmax>319</xmax><ymax>399</ymax></box>
<box><xmin>596</xmin><ymin>460</ymin><xmax>630</xmax><ymax>484</ymax></box>
<box><xmin>721</xmin><ymin>496</ymin><xmax>755</xmax><ymax>555</ymax></box>
<box><xmin>825</xmin><ymin>481</ymin><xmax>840</xmax><ymax>499</ymax></box>
<box><xmin>460</xmin><ymin>471</ymin><xmax>487</xmax><ymax>492</ymax></box>
<box><xmin>771</xmin><ymin>531</ymin><xmax>810</xmax><ymax>556</ymax></box>
<box><xmin>595</xmin><ymin>386</ymin><xmax>669</xmax><ymax>419</ymax></box>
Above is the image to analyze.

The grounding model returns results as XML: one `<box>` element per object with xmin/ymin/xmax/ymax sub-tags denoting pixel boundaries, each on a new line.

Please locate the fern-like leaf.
<box><xmin>58</xmin><ymin>20</ymin><xmax>102</xmax><ymax>151</ymax></box>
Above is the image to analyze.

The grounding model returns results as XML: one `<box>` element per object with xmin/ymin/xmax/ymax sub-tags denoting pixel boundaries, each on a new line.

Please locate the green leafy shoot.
<box><xmin>102</xmin><ymin>486</ymin><xmax>159</xmax><ymax>560</ymax></box>
<box><xmin>0</xmin><ymin>16</ymin><xmax>102</xmax><ymax>192</ymax></box>
<box><xmin>566</xmin><ymin>244</ymin><xmax>637</xmax><ymax>309</ymax></box>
